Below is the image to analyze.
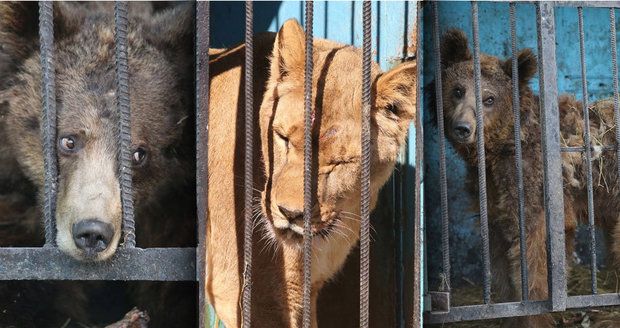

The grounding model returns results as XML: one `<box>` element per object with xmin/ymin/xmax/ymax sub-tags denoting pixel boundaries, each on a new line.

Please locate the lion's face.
<box><xmin>259</xmin><ymin>20</ymin><xmax>417</xmax><ymax>253</ymax></box>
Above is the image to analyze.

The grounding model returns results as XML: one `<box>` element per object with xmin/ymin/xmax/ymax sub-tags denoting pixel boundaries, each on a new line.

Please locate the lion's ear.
<box><xmin>270</xmin><ymin>19</ymin><xmax>306</xmax><ymax>80</ymax></box>
<box><xmin>375</xmin><ymin>61</ymin><xmax>417</xmax><ymax>122</ymax></box>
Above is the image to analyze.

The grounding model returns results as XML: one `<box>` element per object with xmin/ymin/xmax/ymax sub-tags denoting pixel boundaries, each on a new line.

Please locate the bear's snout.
<box><xmin>453</xmin><ymin>120</ymin><xmax>473</xmax><ymax>141</ymax></box>
<box><xmin>72</xmin><ymin>219</ymin><xmax>114</xmax><ymax>256</ymax></box>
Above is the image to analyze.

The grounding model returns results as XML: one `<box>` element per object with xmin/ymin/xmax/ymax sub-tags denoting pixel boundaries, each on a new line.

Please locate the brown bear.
<box><xmin>0</xmin><ymin>2</ymin><xmax>196</xmax><ymax>327</ymax></box>
<box><xmin>435</xmin><ymin>29</ymin><xmax>620</xmax><ymax>327</ymax></box>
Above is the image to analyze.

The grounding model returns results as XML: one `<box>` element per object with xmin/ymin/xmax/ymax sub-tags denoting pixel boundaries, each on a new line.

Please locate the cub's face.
<box><xmin>0</xmin><ymin>3</ymin><xmax>194</xmax><ymax>261</ymax></box>
<box><xmin>439</xmin><ymin>29</ymin><xmax>538</xmax><ymax>148</ymax></box>
<box><xmin>259</xmin><ymin>20</ymin><xmax>416</xmax><ymax>253</ymax></box>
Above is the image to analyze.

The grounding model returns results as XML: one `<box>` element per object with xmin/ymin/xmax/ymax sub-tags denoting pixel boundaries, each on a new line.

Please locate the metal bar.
<box><xmin>536</xmin><ymin>1</ymin><xmax>567</xmax><ymax>312</ymax></box>
<box><xmin>38</xmin><ymin>1</ymin><xmax>58</xmax><ymax>247</ymax></box>
<box><xmin>242</xmin><ymin>1</ymin><xmax>254</xmax><ymax>327</ymax></box>
<box><xmin>566</xmin><ymin>294</ymin><xmax>620</xmax><ymax>308</ymax></box>
<box><xmin>426</xmin><ymin>294</ymin><xmax>620</xmax><ymax>323</ymax></box>
<box><xmin>114</xmin><ymin>1</ymin><xmax>136</xmax><ymax>248</ymax></box>
<box><xmin>577</xmin><ymin>6</ymin><xmax>598</xmax><ymax>295</ymax></box>
<box><xmin>611</xmin><ymin>8</ymin><xmax>620</xmax><ymax>194</ymax></box>
<box><xmin>0</xmin><ymin>248</ymin><xmax>196</xmax><ymax>281</ymax></box>
<box><xmin>412</xmin><ymin>2</ymin><xmax>424</xmax><ymax>326</ymax></box>
<box><xmin>554</xmin><ymin>1</ymin><xmax>620</xmax><ymax>8</ymax></box>
<box><xmin>302</xmin><ymin>1</ymin><xmax>314</xmax><ymax>328</ymax></box>
<box><xmin>561</xmin><ymin>145</ymin><xmax>616</xmax><ymax>152</ymax></box>
<box><xmin>431</xmin><ymin>0</ymin><xmax>451</xmax><ymax>293</ymax></box>
<box><xmin>425</xmin><ymin>300</ymin><xmax>550</xmax><ymax>324</ymax></box>
<box><xmin>196</xmin><ymin>2</ymin><xmax>210</xmax><ymax>328</ymax></box>
<box><xmin>360</xmin><ymin>1</ymin><xmax>372</xmax><ymax>326</ymax></box>
<box><xmin>471</xmin><ymin>1</ymin><xmax>492</xmax><ymax>304</ymax></box>
<box><xmin>510</xmin><ymin>1</ymin><xmax>529</xmax><ymax>302</ymax></box>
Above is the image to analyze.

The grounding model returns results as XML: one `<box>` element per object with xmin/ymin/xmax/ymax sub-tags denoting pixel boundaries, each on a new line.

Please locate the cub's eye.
<box><xmin>132</xmin><ymin>147</ymin><xmax>148</xmax><ymax>166</ymax></box>
<box><xmin>483</xmin><ymin>96</ymin><xmax>495</xmax><ymax>106</ymax></box>
<box><xmin>453</xmin><ymin>87</ymin><xmax>464</xmax><ymax>99</ymax></box>
<box><xmin>58</xmin><ymin>136</ymin><xmax>81</xmax><ymax>154</ymax></box>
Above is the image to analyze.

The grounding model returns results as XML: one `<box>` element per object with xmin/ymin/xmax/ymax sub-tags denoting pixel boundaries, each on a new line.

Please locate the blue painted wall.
<box><xmin>423</xmin><ymin>2</ymin><xmax>618</xmax><ymax>292</ymax></box>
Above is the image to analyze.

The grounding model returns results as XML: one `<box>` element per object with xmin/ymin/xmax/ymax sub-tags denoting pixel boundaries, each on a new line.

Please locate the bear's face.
<box><xmin>439</xmin><ymin>29</ymin><xmax>537</xmax><ymax>147</ymax></box>
<box><xmin>0</xmin><ymin>3</ymin><xmax>194</xmax><ymax>261</ymax></box>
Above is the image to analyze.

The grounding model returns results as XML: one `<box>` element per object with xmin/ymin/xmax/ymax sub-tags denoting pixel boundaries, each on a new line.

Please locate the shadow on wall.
<box><xmin>423</xmin><ymin>2</ymin><xmax>618</xmax><ymax>291</ymax></box>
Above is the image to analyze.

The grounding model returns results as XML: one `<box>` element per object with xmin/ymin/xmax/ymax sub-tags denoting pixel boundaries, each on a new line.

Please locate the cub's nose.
<box><xmin>278</xmin><ymin>205</ymin><xmax>303</xmax><ymax>222</ymax></box>
<box><xmin>453</xmin><ymin>121</ymin><xmax>472</xmax><ymax>139</ymax></box>
<box><xmin>72</xmin><ymin>219</ymin><xmax>114</xmax><ymax>254</ymax></box>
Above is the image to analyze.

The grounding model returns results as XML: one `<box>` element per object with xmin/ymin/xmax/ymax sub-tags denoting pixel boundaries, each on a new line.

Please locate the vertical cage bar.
<box><xmin>470</xmin><ymin>1</ymin><xmax>492</xmax><ymax>304</ymax></box>
<box><xmin>536</xmin><ymin>1</ymin><xmax>567</xmax><ymax>311</ymax></box>
<box><xmin>412</xmin><ymin>2</ymin><xmax>424</xmax><ymax>325</ymax></box>
<box><xmin>577</xmin><ymin>6</ymin><xmax>598</xmax><ymax>294</ymax></box>
<box><xmin>509</xmin><ymin>2</ymin><xmax>530</xmax><ymax>301</ymax></box>
<box><xmin>431</xmin><ymin>0</ymin><xmax>451</xmax><ymax>293</ymax></box>
<box><xmin>39</xmin><ymin>1</ymin><xmax>58</xmax><ymax>247</ymax></box>
<box><xmin>114</xmin><ymin>1</ymin><xmax>136</xmax><ymax>248</ymax></box>
<box><xmin>196</xmin><ymin>2</ymin><xmax>210</xmax><ymax>327</ymax></box>
<box><xmin>360</xmin><ymin>1</ymin><xmax>372</xmax><ymax>326</ymax></box>
<box><xmin>302</xmin><ymin>1</ymin><xmax>314</xmax><ymax>328</ymax></box>
<box><xmin>610</xmin><ymin>9</ymin><xmax>620</xmax><ymax>203</ymax></box>
<box><xmin>242</xmin><ymin>1</ymin><xmax>254</xmax><ymax>326</ymax></box>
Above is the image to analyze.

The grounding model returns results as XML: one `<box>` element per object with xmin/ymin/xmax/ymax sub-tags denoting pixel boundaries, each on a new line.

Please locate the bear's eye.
<box><xmin>132</xmin><ymin>147</ymin><xmax>148</xmax><ymax>166</ymax></box>
<box><xmin>453</xmin><ymin>87</ymin><xmax>464</xmax><ymax>99</ymax></box>
<box><xmin>58</xmin><ymin>136</ymin><xmax>81</xmax><ymax>154</ymax></box>
<box><xmin>483</xmin><ymin>96</ymin><xmax>495</xmax><ymax>106</ymax></box>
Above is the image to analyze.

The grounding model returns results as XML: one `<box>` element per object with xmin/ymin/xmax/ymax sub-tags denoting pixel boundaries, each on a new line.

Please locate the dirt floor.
<box><xmin>427</xmin><ymin>266</ymin><xmax>620</xmax><ymax>328</ymax></box>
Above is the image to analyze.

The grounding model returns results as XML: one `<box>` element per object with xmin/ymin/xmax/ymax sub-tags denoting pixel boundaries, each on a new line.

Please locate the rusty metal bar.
<box><xmin>470</xmin><ymin>1</ymin><xmax>492</xmax><ymax>304</ymax></box>
<box><xmin>536</xmin><ymin>1</ymin><xmax>567</xmax><ymax>312</ymax></box>
<box><xmin>38</xmin><ymin>1</ymin><xmax>58</xmax><ymax>247</ymax></box>
<box><xmin>196</xmin><ymin>1</ymin><xmax>210</xmax><ymax>327</ymax></box>
<box><xmin>0</xmin><ymin>248</ymin><xmax>196</xmax><ymax>281</ymax></box>
<box><xmin>611</xmin><ymin>9</ymin><xmax>620</xmax><ymax>199</ymax></box>
<box><xmin>431</xmin><ymin>0</ymin><xmax>451</xmax><ymax>295</ymax></box>
<box><xmin>510</xmin><ymin>1</ymin><xmax>529</xmax><ymax>301</ymax></box>
<box><xmin>360</xmin><ymin>1</ymin><xmax>372</xmax><ymax>326</ymax></box>
<box><xmin>302</xmin><ymin>1</ymin><xmax>314</xmax><ymax>328</ymax></box>
<box><xmin>242</xmin><ymin>1</ymin><xmax>254</xmax><ymax>327</ymax></box>
<box><xmin>577</xmin><ymin>6</ymin><xmax>598</xmax><ymax>295</ymax></box>
<box><xmin>114</xmin><ymin>1</ymin><xmax>136</xmax><ymax>248</ymax></box>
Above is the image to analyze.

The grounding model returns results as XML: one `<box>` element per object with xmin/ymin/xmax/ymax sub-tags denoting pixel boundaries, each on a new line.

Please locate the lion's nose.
<box><xmin>72</xmin><ymin>219</ymin><xmax>114</xmax><ymax>254</ymax></box>
<box><xmin>278</xmin><ymin>205</ymin><xmax>303</xmax><ymax>222</ymax></box>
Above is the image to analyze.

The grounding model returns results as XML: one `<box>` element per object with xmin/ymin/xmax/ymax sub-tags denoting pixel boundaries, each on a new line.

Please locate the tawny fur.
<box><xmin>436</xmin><ymin>29</ymin><xmax>620</xmax><ymax>327</ymax></box>
<box><xmin>206</xmin><ymin>20</ymin><xmax>417</xmax><ymax>327</ymax></box>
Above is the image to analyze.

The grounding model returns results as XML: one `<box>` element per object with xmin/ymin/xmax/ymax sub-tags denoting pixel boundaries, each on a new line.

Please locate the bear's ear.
<box><xmin>144</xmin><ymin>2</ymin><xmax>195</xmax><ymax>58</ymax></box>
<box><xmin>270</xmin><ymin>19</ymin><xmax>306</xmax><ymax>80</ymax></box>
<box><xmin>440</xmin><ymin>29</ymin><xmax>472</xmax><ymax>68</ymax></box>
<box><xmin>375</xmin><ymin>61</ymin><xmax>417</xmax><ymax>122</ymax></box>
<box><xmin>0</xmin><ymin>3</ymin><xmax>82</xmax><ymax>69</ymax></box>
<box><xmin>502</xmin><ymin>48</ymin><xmax>538</xmax><ymax>85</ymax></box>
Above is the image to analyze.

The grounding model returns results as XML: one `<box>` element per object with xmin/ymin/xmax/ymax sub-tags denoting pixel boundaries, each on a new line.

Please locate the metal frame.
<box><xmin>424</xmin><ymin>0</ymin><xmax>620</xmax><ymax>324</ymax></box>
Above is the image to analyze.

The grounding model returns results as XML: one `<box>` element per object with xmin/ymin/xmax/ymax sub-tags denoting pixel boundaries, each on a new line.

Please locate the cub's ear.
<box><xmin>502</xmin><ymin>48</ymin><xmax>537</xmax><ymax>85</ymax></box>
<box><xmin>270</xmin><ymin>19</ymin><xmax>306</xmax><ymax>80</ymax></box>
<box><xmin>375</xmin><ymin>61</ymin><xmax>417</xmax><ymax>122</ymax></box>
<box><xmin>0</xmin><ymin>2</ymin><xmax>82</xmax><ymax>69</ymax></box>
<box><xmin>440</xmin><ymin>28</ymin><xmax>471</xmax><ymax>68</ymax></box>
<box><xmin>145</xmin><ymin>2</ymin><xmax>195</xmax><ymax>57</ymax></box>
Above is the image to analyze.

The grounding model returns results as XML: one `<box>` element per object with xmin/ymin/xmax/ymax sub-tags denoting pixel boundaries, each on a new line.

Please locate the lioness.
<box><xmin>207</xmin><ymin>19</ymin><xmax>416</xmax><ymax>327</ymax></box>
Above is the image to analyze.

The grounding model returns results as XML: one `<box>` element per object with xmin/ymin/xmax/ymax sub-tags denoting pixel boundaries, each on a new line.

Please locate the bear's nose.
<box><xmin>454</xmin><ymin>121</ymin><xmax>472</xmax><ymax>139</ymax></box>
<box><xmin>72</xmin><ymin>219</ymin><xmax>114</xmax><ymax>254</ymax></box>
<box><xmin>278</xmin><ymin>205</ymin><xmax>303</xmax><ymax>222</ymax></box>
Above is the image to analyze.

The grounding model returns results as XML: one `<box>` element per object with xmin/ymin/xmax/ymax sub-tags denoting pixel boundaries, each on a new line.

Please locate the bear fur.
<box><xmin>0</xmin><ymin>2</ymin><xmax>196</xmax><ymax>327</ymax></box>
<box><xmin>434</xmin><ymin>29</ymin><xmax>620</xmax><ymax>327</ymax></box>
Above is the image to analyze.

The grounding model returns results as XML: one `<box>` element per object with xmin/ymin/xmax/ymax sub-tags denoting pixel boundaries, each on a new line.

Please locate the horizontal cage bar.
<box><xmin>0</xmin><ymin>248</ymin><xmax>196</xmax><ymax>281</ymax></box>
